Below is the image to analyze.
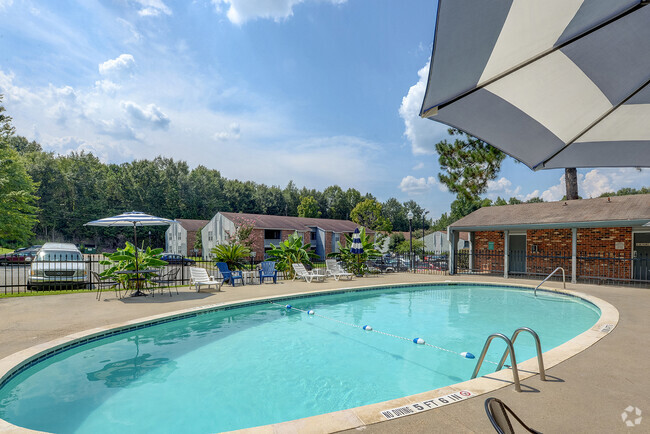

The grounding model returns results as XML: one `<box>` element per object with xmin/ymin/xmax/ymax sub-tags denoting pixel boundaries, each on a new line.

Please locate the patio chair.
<box><xmin>215</xmin><ymin>262</ymin><xmax>244</xmax><ymax>286</ymax></box>
<box><xmin>92</xmin><ymin>271</ymin><xmax>120</xmax><ymax>301</ymax></box>
<box><xmin>152</xmin><ymin>267</ymin><xmax>180</xmax><ymax>296</ymax></box>
<box><xmin>189</xmin><ymin>267</ymin><xmax>222</xmax><ymax>292</ymax></box>
<box><xmin>485</xmin><ymin>398</ymin><xmax>541</xmax><ymax>434</ymax></box>
<box><xmin>292</xmin><ymin>263</ymin><xmax>325</xmax><ymax>283</ymax></box>
<box><xmin>325</xmin><ymin>259</ymin><xmax>353</xmax><ymax>281</ymax></box>
<box><xmin>258</xmin><ymin>261</ymin><xmax>278</xmax><ymax>284</ymax></box>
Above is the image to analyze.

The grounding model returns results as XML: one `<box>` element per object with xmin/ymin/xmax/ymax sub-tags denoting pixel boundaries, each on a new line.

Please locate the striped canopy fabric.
<box><xmin>421</xmin><ymin>0</ymin><xmax>650</xmax><ymax>171</ymax></box>
<box><xmin>350</xmin><ymin>228</ymin><xmax>364</xmax><ymax>255</ymax></box>
<box><xmin>84</xmin><ymin>211</ymin><xmax>174</xmax><ymax>227</ymax></box>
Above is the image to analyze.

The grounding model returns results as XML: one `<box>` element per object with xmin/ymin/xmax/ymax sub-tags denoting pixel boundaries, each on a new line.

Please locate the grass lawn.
<box><xmin>0</xmin><ymin>247</ymin><xmax>13</xmax><ymax>254</ymax></box>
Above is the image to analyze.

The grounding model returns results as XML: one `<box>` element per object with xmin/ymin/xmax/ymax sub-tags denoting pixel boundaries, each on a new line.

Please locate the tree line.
<box><xmin>2</xmin><ymin>131</ymin><xmax>430</xmax><ymax>249</ymax></box>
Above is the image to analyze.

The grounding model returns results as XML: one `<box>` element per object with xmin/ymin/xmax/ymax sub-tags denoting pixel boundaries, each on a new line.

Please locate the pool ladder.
<box><xmin>470</xmin><ymin>327</ymin><xmax>546</xmax><ymax>392</ymax></box>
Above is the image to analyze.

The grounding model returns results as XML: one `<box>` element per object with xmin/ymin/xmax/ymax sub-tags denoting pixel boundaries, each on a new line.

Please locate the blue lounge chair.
<box><xmin>215</xmin><ymin>262</ymin><xmax>244</xmax><ymax>286</ymax></box>
<box><xmin>258</xmin><ymin>261</ymin><xmax>278</xmax><ymax>284</ymax></box>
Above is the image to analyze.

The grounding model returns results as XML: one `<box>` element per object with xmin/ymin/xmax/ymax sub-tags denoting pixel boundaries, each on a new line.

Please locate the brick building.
<box><xmin>201</xmin><ymin>212</ymin><xmax>365</xmax><ymax>261</ymax></box>
<box><xmin>165</xmin><ymin>219</ymin><xmax>209</xmax><ymax>257</ymax></box>
<box><xmin>447</xmin><ymin>194</ymin><xmax>650</xmax><ymax>283</ymax></box>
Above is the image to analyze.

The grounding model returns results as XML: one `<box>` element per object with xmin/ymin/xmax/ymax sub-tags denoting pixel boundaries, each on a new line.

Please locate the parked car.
<box><xmin>160</xmin><ymin>253</ymin><xmax>196</xmax><ymax>265</ymax></box>
<box><xmin>386</xmin><ymin>258</ymin><xmax>410</xmax><ymax>271</ymax></box>
<box><xmin>366</xmin><ymin>258</ymin><xmax>403</xmax><ymax>273</ymax></box>
<box><xmin>0</xmin><ymin>245</ymin><xmax>41</xmax><ymax>265</ymax></box>
<box><xmin>28</xmin><ymin>243</ymin><xmax>87</xmax><ymax>290</ymax></box>
<box><xmin>0</xmin><ymin>251</ymin><xmax>34</xmax><ymax>265</ymax></box>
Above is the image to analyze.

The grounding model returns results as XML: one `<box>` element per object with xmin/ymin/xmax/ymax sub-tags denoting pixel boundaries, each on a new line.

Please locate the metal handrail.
<box><xmin>496</xmin><ymin>327</ymin><xmax>546</xmax><ymax>381</ymax></box>
<box><xmin>471</xmin><ymin>333</ymin><xmax>522</xmax><ymax>392</ymax></box>
<box><xmin>534</xmin><ymin>266</ymin><xmax>565</xmax><ymax>296</ymax></box>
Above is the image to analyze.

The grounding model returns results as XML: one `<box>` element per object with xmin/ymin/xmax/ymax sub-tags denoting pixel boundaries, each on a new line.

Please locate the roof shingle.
<box><xmin>450</xmin><ymin>194</ymin><xmax>650</xmax><ymax>230</ymax></box>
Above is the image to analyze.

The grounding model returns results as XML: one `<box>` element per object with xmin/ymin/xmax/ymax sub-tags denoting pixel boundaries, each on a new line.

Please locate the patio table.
<box><xmin>115</xmin><ymin>269</ymin><xmax>159</xmax><ymax>296</ymax></box>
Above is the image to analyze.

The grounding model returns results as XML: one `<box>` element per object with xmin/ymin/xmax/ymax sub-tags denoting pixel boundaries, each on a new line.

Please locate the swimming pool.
<box><xmin>0</xmin><ymin>283</ymin><xmax>601</xmax><ymax>433</ymax></box>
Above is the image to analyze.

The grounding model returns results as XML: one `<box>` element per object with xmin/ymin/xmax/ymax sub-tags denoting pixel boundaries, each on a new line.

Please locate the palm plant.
<box><xmin>99</xmin><ymin>242</ymin><xmax>167</xmax><ymax>290</ymax></box>
<box><xmin>211</xmin><ymin>243</ymin><xmax>250</xmax><ymax>270</ymax></box>
<box><xmin>266</xmin><ymin>232</ymin><xmax>319</xmax><ymax>278</ymax></box>
<box><xmin>328</xmin><ymin>227</ymin><xmax>380</xmax><ymax>276</ymax></box>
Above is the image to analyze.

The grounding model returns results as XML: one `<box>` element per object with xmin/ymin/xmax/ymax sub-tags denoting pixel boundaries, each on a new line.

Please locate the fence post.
<box><xmin>503</xmin><ymin>230</ymin><xmax>509</xmax><ymax>279</ymax></box>
<box><xmin>571</xmin><ymin>228</ymin><xmax>577</xmax><ymax>284</ymax></box>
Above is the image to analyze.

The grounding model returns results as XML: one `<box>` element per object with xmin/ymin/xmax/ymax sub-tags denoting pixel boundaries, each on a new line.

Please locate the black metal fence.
<box><xmin>0</xmin><ymin>253</ymin><xmax>453</xmax><ymax>295</ymax></box>
<box><xmin>454</xmin><ymin>249</ymin><xmax>650</xmax><ymax>287</ymax></box>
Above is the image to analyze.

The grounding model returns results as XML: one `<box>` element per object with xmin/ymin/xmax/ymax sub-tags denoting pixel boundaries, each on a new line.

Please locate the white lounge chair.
<box><xmin>325</xmin><ymin>259</ymin><xmax>353</xmax><ymax>281</ymax></box>
<box><xmin>292</xmin><ymin>263</ymin><xmax>326</xmax><ymax>283</ymax></box>
<box><xmin>189</xmin><ymin>267</ymin><xmax>222</xmax><ymax>292</ymax></box>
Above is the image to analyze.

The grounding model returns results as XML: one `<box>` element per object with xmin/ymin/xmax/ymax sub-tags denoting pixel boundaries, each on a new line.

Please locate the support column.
<box><xmin>448</xmin><ymin>228</ymin><xmax>457</xmax><ymax>275</ymax></box>
<box><xmin>469</xmin><ymin>232</ymin><xmax>475</xmax><ymax>272</ymax></box>
<box><xmin>504</xmin><ymin>230</ymin><xmax>509</xmax><ymax>279</ymax></box>
<box><xmin>572</xmin><ymin>227</ymin><xmax>577</xmax><ymax>284</ymax></box>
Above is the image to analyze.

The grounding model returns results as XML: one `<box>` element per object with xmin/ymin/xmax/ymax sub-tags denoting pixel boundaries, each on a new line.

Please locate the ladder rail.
<box><xmin>496</xmin><ymin>327</ymin><xmax>546</xmax><ymax>381</ymax></box>
<box><xmin>534</xmin><ymin>266</ymin><xmax>565</xmax><ymax>296</ymax></box>
<box><xmin>471</xmin><ymin>333</ymin><xmax>522</xmax><ymax>392</ymax></box>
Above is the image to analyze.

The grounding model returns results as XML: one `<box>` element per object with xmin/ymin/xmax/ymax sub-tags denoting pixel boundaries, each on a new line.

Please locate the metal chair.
<box><xmin>92</xmin><ymin>271</ymin><xmax>120</xmax><ymax>301</ymax></box>
<box><xmin>152</xmin><ymin>267</ymin><xmax>180</xmax><ymax>296</ymax></box>
<box><xmin>485</xmin><ymin>398</ymin><xmax>541</xmax><ymax>434</ymax></box>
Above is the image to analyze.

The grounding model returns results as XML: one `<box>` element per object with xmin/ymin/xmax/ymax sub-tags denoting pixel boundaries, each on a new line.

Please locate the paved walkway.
<box><xmin>0</xmin><ymin>274</ymin><xmax>647</xmax><ymax>433</ymax></box>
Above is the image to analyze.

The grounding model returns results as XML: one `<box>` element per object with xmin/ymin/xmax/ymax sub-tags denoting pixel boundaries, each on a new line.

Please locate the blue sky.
<box><xmin>1</xmin><ymin>0</ymin><xmax>648</xmax><ymax>221</ymax></box>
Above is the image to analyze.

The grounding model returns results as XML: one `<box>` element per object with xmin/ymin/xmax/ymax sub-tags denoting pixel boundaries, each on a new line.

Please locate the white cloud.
<box><xmin>0</xmin><ymin>0</ymin><xmax>13</xmax><ymax>12</ymax></box>
<box><xmin>99</xmin><ymin>54</ymin><xmax>136</xmax><ymax>78</ymax></box>
<box><xmin>399</xmin><ymin>62</ymin><xmax>450</xmax><ymax>155</ymax></box>
<box><xmin>212</xmin><ymin>0</ymin><xmax>346</xmax><ymax>24</ymax></box>
<box><xmin>94</xmin><ymin>79</ymin><xmax>120</xmax><ymax>95</ymax></box>
<box><xmin>96</xmin><ymin>119</ymin><xmax>139</xmax><ymax>141</ymax></box>
<box><xmin>134</xmin><ymin>0</ymin><xmax>172</xmax><ymax>17</ymax></box>
<box><xmin>580</xmin><ymin>169</ymin><xmax>613</xmax><ymax>198</ymax></box>
<box><xmin>121</xmin><ymin>101</ymin><xmax>170</xmax><ymax>130</ymax></box>
<box><xmin>117</xmin><ymin>18</ymin><xmax>142</xmax><ymax>43</ymax></box>
<box><xmin>213</xmin><ymin>122</ymin><xmax>241</xmax><ymax>141</ymax></box>
<box><xmin>412</xmin><ymin>162</ymin><xmax>424</xmax><ymax>170</ymax></box>
<box><xmin>398</xmin><ymin>175</ymin><xmax>440</xmax><ymax>195</ymax></box>
<box><xmin>486</xmin><ymin>176</ymin><xmax>521</xmax><ymax>198</ymax></box>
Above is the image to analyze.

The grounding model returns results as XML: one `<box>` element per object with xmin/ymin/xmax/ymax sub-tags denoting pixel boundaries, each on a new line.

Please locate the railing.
<box><xmin>0</xmin><ymin>252</ymin><xmax>451</xmax><ymax>295</ymax></box>
<box><xmin>471</xmin><ymin>327</ymin><xmax>546</xmax><ymax>392</ymax></box>
<box><xmin>455</xmin><ymin>250</ymin><xmax>650</xmax><ymax>287</ymax></box>
<box><xmin>471</xmin><ymin>333</ymin><xmax>522</xmax><ymax>392</ymax></box>
<box><xmin>535</xmin><ymin>267</ymin><xmax>565</xmax><ymax>296</ymax></box>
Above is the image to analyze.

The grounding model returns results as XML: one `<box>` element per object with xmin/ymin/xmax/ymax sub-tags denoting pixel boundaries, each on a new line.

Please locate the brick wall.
<box><xmin>186</xmin><ymin>231</ymin><xmax>198</xmax><ymax>256</ymax></box>
<box><xmin>249</xmin><ymin>229</ymin><xmax>264</xmax><ymax>261</ymax></box>
<box><xmin>325</xmin><ymin>232</ymin><xmax>332</xmax><ymax>256</ymax></box>
<box><xmin>469</xmin><ymin>227</ymin><xmax>633</xmax><ymax>279</ymax></box>
<box><xmin>527</xmin><ymin>229</ymin><xmax>572</xmax><ymax>275</ymax></box>
<box><xmin>473</xmin><ymin>231</ymin><xmax>504</xmax><ymax>273</ymax></box>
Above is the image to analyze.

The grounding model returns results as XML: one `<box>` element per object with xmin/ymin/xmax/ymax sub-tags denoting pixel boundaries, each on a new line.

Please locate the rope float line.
<box><xmin>273</xmin><ymin>303</ymin><xmax>494</xmax><ymax>363</ymax></box>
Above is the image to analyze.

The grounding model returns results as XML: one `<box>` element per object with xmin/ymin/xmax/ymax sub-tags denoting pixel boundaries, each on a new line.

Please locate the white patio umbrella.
<box><xmin>84</xmin><ymin>212</ymin><xmax>174</xmax><ymax>292</ymax></box>
<box><xmin>420</xmin><ymin>1</ymin><xmax>650</xmax><ymax>171</ymax></box>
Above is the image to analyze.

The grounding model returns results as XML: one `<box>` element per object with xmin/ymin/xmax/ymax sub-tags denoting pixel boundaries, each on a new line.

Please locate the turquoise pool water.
<box><xmin>0</xmin><ymin>284</ymin><xmax>600</xmax><ymax>433</ymax></box>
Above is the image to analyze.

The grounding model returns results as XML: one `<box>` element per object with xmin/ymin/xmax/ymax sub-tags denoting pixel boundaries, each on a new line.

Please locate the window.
<box><xmin>311</xmin><ymin>230</ymin><xmax>316</xmax><ymax>240</ymax></box>
<box><xmin>208</xmin><ymin>231</ymin><xmax>213</xmax><ymax>241</ymax></box>
<box><xmin>265</xmin><ymin>230</ymin><xmax>281</xmax><ymax>239</ymax></box>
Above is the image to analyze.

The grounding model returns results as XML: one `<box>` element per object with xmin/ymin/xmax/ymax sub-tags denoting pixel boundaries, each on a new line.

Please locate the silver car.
<box><xmin>28</xmin><ymin>243</ymin><xmax>88</xmax><ymax>289</ymax></box>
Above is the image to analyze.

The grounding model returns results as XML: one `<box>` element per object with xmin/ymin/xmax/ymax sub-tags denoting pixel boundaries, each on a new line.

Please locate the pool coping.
<box><xmin>0</xmin><ymin>281</ymin><xmax>618</xmax><ymax>434</ymax></box>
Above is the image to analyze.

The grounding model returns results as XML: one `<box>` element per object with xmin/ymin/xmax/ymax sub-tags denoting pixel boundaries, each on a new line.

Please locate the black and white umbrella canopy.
<box><xmin>420</xmin><ymin>1</ymin><xmax>650</xmax><ymax>171</ymax></box>
<box><xmin>85</xmin><ymin>211</ymin><xmax>174</xmax><ymax>228</ymax></box>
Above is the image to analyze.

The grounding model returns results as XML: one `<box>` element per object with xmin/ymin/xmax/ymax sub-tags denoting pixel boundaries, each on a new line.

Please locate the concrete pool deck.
<box><xmin>0</xmin><ymin>273</ymin><xmax>647</xmax><ymax>433</ymax></box>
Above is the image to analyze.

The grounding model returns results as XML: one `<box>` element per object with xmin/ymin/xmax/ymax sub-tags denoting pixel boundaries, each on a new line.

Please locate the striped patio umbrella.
<box><xmin>420</xmin><ymin>1</ymin><xmax>650</xmax><ymax>171</ymax></box>
<box><xmin>85</xmin><ymin>212</ymin><xmax>173</xmax><ymax>293</ymax></box>
<box><xmin>350</xmin><ymin>228</ymin><xmax>364</xmax><ymax>255</ymax></box>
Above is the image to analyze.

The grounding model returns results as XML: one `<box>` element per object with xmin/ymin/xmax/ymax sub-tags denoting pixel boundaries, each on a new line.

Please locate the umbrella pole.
<box><xmin>133</xmin><ymin>223</ymin><xmax>143</xmax><ymax>296</ymax></box>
